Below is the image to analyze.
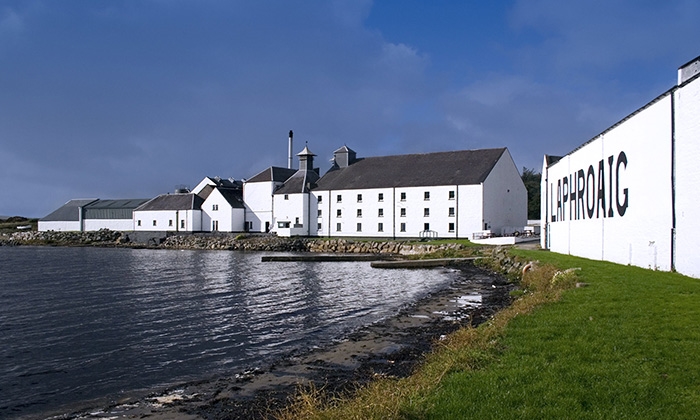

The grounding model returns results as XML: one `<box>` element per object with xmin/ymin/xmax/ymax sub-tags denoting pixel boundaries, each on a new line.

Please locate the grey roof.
<box><xmin>274</xmin><ymin>170</ymin><xmax>321</xmax><ymax>195</ymax></box>
<box><xmin>41</xmin><ymin>199</ymin><xmax>98</xmax><ymax>221</ymax></box>
<box><xmin>314</xmin><ymin>148</ymin><xmax>507</xmax><ymax>191</ymax></box>
<box><xmin>135</xmin><ymin>194</ymin><xmax>204</xmax><ymax>211</ymax></box>
<box><xmin>545</xmin><ymin>155</ymin><xmax>563</xmax><ymax>166</ymax></box>
<box><xmin>84</xmin><ymin>198</ymin><xmax>150</xmax><ymax>220</ymax></box>
<box><xmin>246</xmin><ymin>166</ymin><xmax>297</xmax><ymax>183</ymax></box>
<box><xmin>203</xmin><ymin>176</ymin><xmax>242</xmax><ymax>189</ymax></box>
<box><xmin>218</xmin><ymin>188</ymin><xmax>245</xmax><ymax>208</ymax></box>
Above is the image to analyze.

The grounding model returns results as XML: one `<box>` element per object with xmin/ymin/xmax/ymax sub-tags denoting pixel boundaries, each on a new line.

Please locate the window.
<box><xmin>378</xmin><ymin>208</ymin><xmax>384</xmax><ymax>217</ymax></box>
<box><xmin>424</xmin><ymin>223</ymin><xmax>430</xmax><ymax>231</ymax></box>
<box><xmin>337</xmin><ymin>194</ymin><xmax>342</xmax><ymax>203</ymax></box>
<box><xmin>357</xmin><ymin>223</ymin><xmax>362</xmax><ymax>232</ymax></box>
<box><xmin>448</xmin><ymin>222</ymin><xmax>455</xmax><ymax>232</ymax></box>
<box><xmin>378</xmin><ymin>193</ymin><xmax>384</xmax><ymax>202</ymax></box>
<box><xmin>212</xmin><ymin>220</ymin><xmax>219</xmax><ymax>231</ymax></box>
<box><xmin>278</xmin><ymin>221</ymin><xmax>291</xmax><ymax>228</ymax></box>
<box><xmin>153</xmin><ymin>220</ymin><xmax>157</xmax><ymax>226</ymax></box>
<box><xmin>357</xmin><ymin>194</ymin><xmax>363</xmax><ymax>203</ymax></box>
<box><xmin>336</xmin><ymin>223</ymin><xmax>342</xmax><ymax>232</ymax></box>
<box><xmin>317</xmin><ymin>223</ymin><xmax>322</xmax><ymax>231</ymax></box>
<box><xmin>424</xmin><ymin>191</ymin><xmax>430</xmax><ymax>201</ymax></box>
<box><xmin>424</xmin><ymin>208</ymin><xmax>430</xmax><ymax>217</ymax></box>
<box><xmin>337</xmin><ymin>209</ymin><xmax>342</xmax><ymax>217</ymax></box>
<box><xmin>137</xmin><ymin>220</ymin><xmax>141</xmax><ymax>226</ymax></box>
<box><xmin>400</xmin><ymin>208</ymin><xmax>406</xmax><ymax>217</ymax></box>
<box><xmin>169</xmin><ymin>220</ymin><xmax>173</xmax><ymax>227</ymax></box>
<box><xmin>400</xmin><ymin>192</ymin><xmax>406</xmax><ymax>201</ymax></box>
<box><xmin>449</xmin><ymin>207</ymin><xmax>455</xmax><ymax>217</ymax></box>
<box><xmin>318</xmin><ymin>209</ymin><xmax>322</xmax><ymax>217</ymax></box>
<box><xmin>284</xmin><ymin>195</ymin><xmax>289</xmax><ymax>201</ymax></box>
<box><xmin>357</xmin><ymin>209</ymin><xmax>362</xmax><ymax>218</ymax></box>
<box><xmin>449</xmin><ymin>190</ymin><xmax>455</xmax><ymax>200</ymax></box>
<box><xmin>181</xmin><ymin>220</ymin><xmax>185</xmax><ymax>229</ymax></box>
<box><xmin>295</xmin><ymin>217</ymin><xmax>300</xmax><ymax>225</ymax></box>
<box><xmin>318</xmin><ymin>196</ymin><xmax>322</xmax><ymax>203</ymax></box>
<box><xmin>400</xmin><ymin>223</ymin><xmax>406</xmax><ymax>232</ymax></box>
<box><xmin>213</xmin><ymin>204</ymin><xmax>219</xmax><ymax>210</ymax></box>
<box><xmin>378</xmin><ymin>222</ymin><xmax>384</xmax><ymax>232</ymax></box>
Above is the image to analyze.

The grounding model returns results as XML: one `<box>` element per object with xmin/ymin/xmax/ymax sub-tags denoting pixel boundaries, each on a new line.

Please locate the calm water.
<box><xmin>0</xmin><ymin>246</ymin><xmax>456</xmax><ymax>419</ymax></box>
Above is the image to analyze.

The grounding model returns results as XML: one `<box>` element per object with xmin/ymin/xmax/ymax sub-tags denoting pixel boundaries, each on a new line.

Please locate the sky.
<box><xmin>2</xmin><ymin>0</ymin><xmax>699</xmax><ymax>217</ymax></box>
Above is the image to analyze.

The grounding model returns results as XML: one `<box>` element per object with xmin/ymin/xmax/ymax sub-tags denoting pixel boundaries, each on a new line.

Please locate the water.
<box><xmin>0</xmin><ymin>246</ymin><xmax>456</xmax><ymax>419</ymax></box>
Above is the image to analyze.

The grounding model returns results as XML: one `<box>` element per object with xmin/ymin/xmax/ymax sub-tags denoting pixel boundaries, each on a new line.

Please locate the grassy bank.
<box><xmin>280</xmin><ymin>249</ymin><xmax>700</xmax><ymax>419</ymax></box>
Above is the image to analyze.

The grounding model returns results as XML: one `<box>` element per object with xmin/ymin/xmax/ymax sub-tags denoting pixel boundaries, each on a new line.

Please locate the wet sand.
<box><xmin>46</xmin><ymin>262</ymin><xmax>512</xmax><ymax>420</ymax></box>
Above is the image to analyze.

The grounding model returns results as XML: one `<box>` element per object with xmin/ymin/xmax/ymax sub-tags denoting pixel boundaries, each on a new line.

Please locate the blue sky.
<box><xmin>1</xmin><ymin>0</ymin><xmax>699</xmax><ymax>217</ymax></box>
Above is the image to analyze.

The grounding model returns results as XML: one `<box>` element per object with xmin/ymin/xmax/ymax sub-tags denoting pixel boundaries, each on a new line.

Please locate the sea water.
<box><xmin>0</xmin><ymin>246</ymin><xmax>455</xmax><ymax>418</ymax></box>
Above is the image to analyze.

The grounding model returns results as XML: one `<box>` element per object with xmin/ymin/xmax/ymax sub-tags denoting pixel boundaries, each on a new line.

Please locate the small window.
<box><xmin>180</xmin><ymin>220</ymin><xmax>185</xmax><ymax>229</ymax></box>
<box><xmin>400</xmin><ymin>192</ymin><xmax>406</xmax><ymax>201</ymax></box>
<box><xmin>378</xmin><ymin>208</ymin><xmax>384</xmax><ymax>217</ymax></box>
<box><xmin>317</xmin><ymin>223</ymin><xmax>322</xmax><ymax>231</ymax></box>
<box><xmin>284</xmin><ymin>195</ymin><xmax>289</xmax><ymax>201</ymax></box>
<box><xmin>336</xmin><ymin>223</ymin><xmax>342</xmax><ymax>232</ymax></box>
<box><xmin>318</xmin><ymin>209</ymin><xmax>322</xmax><ymax>217</ymax></box>
<box><xmin>152</xmin><ymin>220</ymin><xmax>157</xmax><ymax>226</ymax></box>
<box><xmin>277</xmin><ymin>221</ymin><xmax>291</xmax><ymax>228</ymax></box>
<box><xmin>357</xmin><ymin>194</ymin><xmax>363</xmax><ymax>203</ymax></box>
<box><xmin>424</xmin><ymin>223</ymin><xmax>430</xmax><ymax>231</ymax></box>
<box><xmin>400</xmin><ymin>223</ymin><xmax>406</xmax><ymax>232</ymax></box>
<box><xmin>337</xmin><ymin>209</ymin><xmax>342</xmax><ymax>217</ymax></box>
<box><xmin>318</xmin><ymin>196</ymin><xmax>323</xmax><ymax>203</ymax></box>
<box><xmin>378</xmin><ymin>222</ymin><xmax>384</xmax><ymax>232</ymax></box>
<box><xmin>378</xmin><ymin>193</ymin><xmax>384</xmax><ymax>202</ymax></box>
<box><xmin>357</xmin><ymin>223</ymin><xmax>362</xmax><ymax>232</ymax></box>
<box><xmin>213</xmin><ymin>204</ymin><xmax>219</xmax><ymax>210</ymax></box>
<box><xmin>357</xmin><ymin>209</ymin><xmax>362</xmax><ymax>218</ymax></box>
<box><xmin>212</xmin><ymin>220</ymin><xmax>219</xmax><ymax>231</ymax></box>
<box><xmin>424</xmin><ymin>208</ymin><xmax>430</xmax><ymax>217</ymax></box>
<box><xmin>448</xmin><ymin>222</ymin><xmax>455</xmax><ymax>232</ymax></box>
<box><xmin>400</xmin><ymin>208</ymin><xmax>406</xmax><ymax>217</ymax></box>
<box><xmin>449</xmin><ymin>207</ymin><xmax>455</xmax><ymax>217</ymax></box>
<box><xmin>137</xmin><ymin>220</ymin><xmax>141</xmax><ymax>226</ymax></box>
<box><xmin>169</xmin><ymin>220</ymin><xmax>173</xmax><ymax>226</ymax></box>
<box><xmin>449</xmin><ymin>190</ymin><xmax>455</xmax><ymax>200</ymax></box>
<box><xmin>337</xmin><ymin>194</ymin><xmax>342</xmax><ymax>203</ymax></box>
<box><xmin>295</xmin><ymin>217</ymin><xmax>300</xmax><ymax>225</ymax></box>
<box><xmin>424</xmin><ymin>191</ymin><xmax>430</xmax><ymax>201</ymax></box>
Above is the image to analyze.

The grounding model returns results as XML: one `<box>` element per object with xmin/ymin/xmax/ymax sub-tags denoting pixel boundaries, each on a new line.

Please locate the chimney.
<box><xmin>288</xmin><ymin>130</ymin><xmax>294</xmax><ymax>169</ymax></box>
<box><xmin>678</xmin><ymin>56</ymin><xmax>700</xmax><ymax>85</ymax></box>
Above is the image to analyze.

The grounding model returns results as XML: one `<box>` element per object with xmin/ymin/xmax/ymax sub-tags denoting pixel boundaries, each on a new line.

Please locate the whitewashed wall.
<box><xmin>202</xmin><ymin>190</ymin><xmax>245</xmax><ymax>232</ymax></box>
<box><xmin>133</xmin><ymin>210</ymin><xmax>202</xmax><ymax>232</ymax></box>
<box><xmin>243</xmin><ymin>182</ymin><xmax>276</xmax><ymax>233</ymax></box>
<box><xmin>38</xmin><ymin>221</ymin><xmax>80</xmax><ymax>232</ymax></box>
<box><xmin>673</xmin><ymin>77</ymin><xmax>700</xmax><ymax>278</ymax></box>
<box><xmin>543</xmin><ymin>95</ymin><xmax>673</xmax><ymax>270</ymax></box>
<box><xmin>272</xmin><ymin>192</ymin><xmax>311</xmax><ymax>236</ymax></box>
<box><xmin>482</xmin><ymin>150</ymin><xmax>528</xmax><ymax>236</ymax></box>
<box><xmin>83</xmin><ymin>219</ymin><xmax>133</xmax><ymax>231</ymax></box>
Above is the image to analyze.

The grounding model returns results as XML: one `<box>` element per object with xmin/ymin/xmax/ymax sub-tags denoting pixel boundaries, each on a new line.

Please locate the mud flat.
<box><xmin>45</xmin><ymin>262</ymin><xmax>512</xmax><ymax>420</ymax></box>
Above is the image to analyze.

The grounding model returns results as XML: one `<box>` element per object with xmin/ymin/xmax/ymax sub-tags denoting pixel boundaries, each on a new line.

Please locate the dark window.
<box><xmin>137</xmin><ymin>220</ymin><xmax>141</xmax><ymax>226</ymax></box>
<box><xmin>357</xmin><ymin>223</ymin><xmax>362</xmax><ymax>232</ymax></box>
<box><xmin>424</xmin><ymin>223</ymin><xmax>430</xmax><ymax>231</ymax></box>
<box><xmin>400</xmin><ymin>192</ymin><xmax>406</xmax><ymax>201</ymax></box>
<box><xmin>336</xmin><ymin>223</ymin><xmax>342</xmax><ymax>232</ymax></box>
<box><xmin>449</xmin><ymin>190</ymin><xmax>455</xmax><ymax>200</ymax></box>
<box><xmin>378</xmin><ymin>193</ymin><xmax>384</xmax><ymax>202</ymax></box>
<box><xmin>378</xmin><ymin>208</ymin><xmax>384</xmax><ymax>217</ymax></box>
<box><xmin>378</xmin><ymin>222</ymin><xmax>384</xmax><ymax>232</ymax></box>
<box><xmin>318</xmin><ymin>196</ymin><xmax>322</xmax><ymax>203</ymax></box>
<box><xmin>357</xmin><ymin>209</ymin><xmax>362</xmax><ymax>218</ymax></box>
<box><xmin>449</xmin><ymin>222</ymin><xmax>455</xmax><ymax>232</ymax></box>
<box><xmin>424</xmin><ymin>208</ymin><xmax>430</xmax><ymax>217</ymax></box>
<box><xmin>400</xmin><ymin>223</ymin><xmax>406</xmax><ymax>232</ymax></box>
<box><xmin>449</xmin><ymin>207</ymin><xmax>455</xmax><ymax>217</ymax></box>
<box><xmin>357</xmin><ymin>194</ymin><xmax>362</xmax><ymax>203</ymax></box>
<box><xmin>180</xmin><ymin>220</ymin><xmax>185</xmax><ymax>229</ymax></box>
<box><xmin>284</xmin><ymin>195</ymin><xmax>288</xmax><ymax>201</ymax></box>
<box><xmin>337</xmin><ymin>194</ymin><xmax>342</xmax><ymax>203</ymax></box>
<box><xmin>317</xmin><ymin>223</ymin><xmax>322</xmax><ymax>230</ymax></box>
<box><xmin>318</xmin><ymin>209</ymin><xmax>322</xmax><ymax>217</ymax></box>
<box><xmin>169</xmin><ymin>220</ymin><xmax>173</xmax><ymax>226</ymax></box>
<box><xmin>337</xmin><ymin>209</ymin><xmax>342</xmax><ymax>217</ymax></box>
<box><xmin>153</xmin><ymin>220</ymin><xmax>157</xmax><ymax>226</ymax></box>
<box><xmin>400</xmin><ymin>208</ymin><xmax>406</xmax><ymax>217</ymax></box>
<box><xmin>424</xmin><ymin>191</ymin><xmax>430</xmax><ymax>201</ymax></box>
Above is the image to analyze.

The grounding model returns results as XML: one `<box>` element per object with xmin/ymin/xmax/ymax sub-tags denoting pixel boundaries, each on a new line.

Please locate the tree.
<box><xmin>521</xmin><ymin>167</ymin><xmax>541</xmax><ymax>220</ymax></box>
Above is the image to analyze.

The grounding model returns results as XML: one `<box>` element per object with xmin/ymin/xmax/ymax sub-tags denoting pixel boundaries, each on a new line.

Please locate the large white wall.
<box><xmin>544</xmin><ymin>95</ymin><xmax>673</xmax><ymax>271</ymax></box>
<box><xmin>202</xmin><ymin>190</ymin><xmax>245</xmax><ymax>232</ymax></box>
<box><xmin>38</xmin><ymin>221</ymin><xmax>80</xmax><ymax>232</ymax></box>
<box><xmin>243</xmin><ymin>181</ymin><xmax>277</xmax><ymax>233</ymax></box>
<box><xmin>133</xmin><ymin>210</ymin><xmax>202</xmax><ymax>232</ymax></box>
<box><xmin>83</xmin><ymin>219</ymin><xmax>133</xmax><ymax>231</ymax></box>
<box><xmin>673</xmin><ymin>77</ymin><xmax>700</xmax><ymax>278</ymax></box>
<box><xmin>482</xmin><ymin>150</ymin><xmax>528</xmax><ymax>236</ymax></box>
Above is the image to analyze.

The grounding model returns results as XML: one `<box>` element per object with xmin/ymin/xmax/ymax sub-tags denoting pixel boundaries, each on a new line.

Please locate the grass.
<box><xmin>277</xmin><ymin>248</ymin><xmax>700</xmax><ymax>419</ymax></box>
<box><xmin>0</xmin><ymin>217</ymin><xmax>37</xmax><ymax>233</ymax></box>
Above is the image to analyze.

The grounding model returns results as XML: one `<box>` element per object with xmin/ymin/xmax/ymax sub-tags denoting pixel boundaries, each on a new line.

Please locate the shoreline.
<box><xmin>43</xmin><ymin>261</ymin><xmax>512</xmax><ymax>420</ymax></box>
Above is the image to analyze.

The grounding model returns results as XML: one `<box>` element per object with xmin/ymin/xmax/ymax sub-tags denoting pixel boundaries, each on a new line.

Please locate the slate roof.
<box><xmin>135</xmin><ymin>194</ymin><xmax>204</xmax><ymax>211</ymax></box>
<box><xmin>217</xmin><ymin>188</ymin><xmax>245</xmax><ymax>208</ymax></box>
<box><xmin>246</xmin><ymin>166</ymin><xmax>297</xmax><ymax>183</ymax></box>
<box><xmin>40</xmin><ymin>199</ymin><xmax>99</xmax><ymax>221</ymax></box>
<box><xmin>83</xmin><ymin>198</ymin><xmax>150</xmax><ymax>220</ymax></box>
<box><xmin>274</xmin><ymin>170</ymin><xmax>321</xmax><ymax>195</ymax></box>
<box><xmin>314</xmin><ymin>148</ymin><xmax>507</xmax><ymax>191</ymax></box>
<box><xmin>545</xmin><ymin>155</ymin><xmax>563</xmax><ymax>167</ymax></box>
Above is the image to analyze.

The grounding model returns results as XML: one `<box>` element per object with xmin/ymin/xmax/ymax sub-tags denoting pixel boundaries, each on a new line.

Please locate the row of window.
<box><xmin>319</xmin><ymin>207</ymin><xmax>456</xmax><ymax>218</ymax></box>
<box><xmin>322</xmin><ymin>222</ymin><xmax>457</xmax><ymax>233</ymax></box>
<box><xmin>137</xmin><ymin>219</ymin><xmax>187</xmax><ymax>228</ymax></box>
<box><xmin>320</xmin><ymin>190</ymin><xmax>457</xmax><ymax>203</ymax></box>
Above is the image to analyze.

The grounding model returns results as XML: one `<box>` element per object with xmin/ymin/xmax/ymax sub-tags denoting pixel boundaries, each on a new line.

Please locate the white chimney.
<box><xmin>288</xmin><ymin>130</ymin><xmax>294</xmax><ymax>169</ymax></box>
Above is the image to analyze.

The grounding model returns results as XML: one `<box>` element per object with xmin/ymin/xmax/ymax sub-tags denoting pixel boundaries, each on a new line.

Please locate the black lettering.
<box><xmin>586</xmin><ymin>165</ymin><xmax>595</xmax><ymax>219</ymax></box>
<box><xmin>597</xmin><ymin>160</ymin><xmax>606</xmax><ymax>218</ymax></box>
<box><xmin>569</xmin><ymin>174</ymin><xmax>575</xmax><ymax>221</ymax></box>
<box><xmin>552</xmin><ymin>182</ymin><xmax>558</xmax><ymax>222</ymax></box>
<box><xmin>562</xmin><ymin>177</ymin><xmax>568</xmax><ymax>221</ymax></box>
<box><xmin>608</xmin><ymin>155</ymin><xmax>614</xmax><ymax>217</ymax></box>
<box><xmin>577</xmin><ymin>169</ymin><xmax>585</xmax><ymax>220</ymax></box>
<box><xmin>616</xmin><ymin>151</ymin><xmax>628</xmax><ymax>216</ymax></box>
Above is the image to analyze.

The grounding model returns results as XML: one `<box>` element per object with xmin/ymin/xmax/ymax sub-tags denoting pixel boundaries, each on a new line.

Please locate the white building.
<box><xmin>272</xmin><ymin>145</ymin><xmax>527</xmax><ymax>239</ymax></box>
<box><xmin>541</xmin><ymin>56</ymin><xmax>700</xmax><ymax>278</ymax></box>
<box><xmin>243</xmin><ymin>166</ymin><xmax>296</xmax><ymax>233</ymax></box>
<box><xmin>133</xmin><ymin>193</ymin><xmax>203</xmax><ymax>232</ymax></box>
<box><xmin>39</xmin><ymin>198</ymin><xmax>149</xmax><ymax>232</ymax></box>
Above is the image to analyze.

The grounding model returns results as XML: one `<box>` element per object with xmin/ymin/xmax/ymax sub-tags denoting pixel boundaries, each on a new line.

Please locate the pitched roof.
<box><xmin>315</xmin><ymin>148</ymin><xmax>507</xmax><ymax>191</ymax></box>
<box><xmin>40</xmin><ymin>199</ymin><xmax>98</xmax><ymax>221</ymax></box>
<box><xmin>274</xmin><ymin>170</ymin><xmax>321</xmax><ymax>195</ymax></box>
<box><xmin>217</xmin><ymin>188</ymin><xmax>245</xmax><ymax>208</ymax></box>
<box><xmin>246</xmin><ymin>166</ymin><xmax>297</xmax><ymax>183</ymax></box>
<box><xmin>135</xmin><ymin>194</ymin><xmax>204</xmax><ymax>211</ymax></box>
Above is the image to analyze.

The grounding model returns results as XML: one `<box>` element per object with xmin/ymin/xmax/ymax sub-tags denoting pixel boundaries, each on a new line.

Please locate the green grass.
<box><xmin>278</xmin><ymin>248</ymin><xmax>700</xmax><ymax>419</ymax></box>
<box><xmin>416</xmin><ymin>250</ymin><xmax>700</xmax><ymax>419</ymax></box>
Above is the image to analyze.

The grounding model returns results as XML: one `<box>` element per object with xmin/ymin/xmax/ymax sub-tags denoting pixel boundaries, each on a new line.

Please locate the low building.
<box><xmin>541</xmin><ymin>55</ymin><xmax>700</xmax><ymax>278</ymax></box>
<box><xmin>39</xmin><ymin>198</ymin><xmax>148</xmax><ymax>232</ymax></box>
<box><xmin>133</xmin><ymin>193</ymin><xmax>203</xmax><ymax>232</ymax></box>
